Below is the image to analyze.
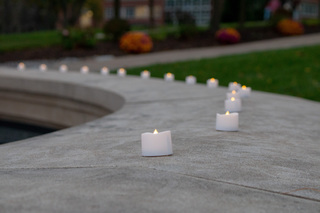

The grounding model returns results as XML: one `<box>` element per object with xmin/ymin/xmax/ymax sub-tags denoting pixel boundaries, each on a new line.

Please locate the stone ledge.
<box><xmin>0</xmin><ymin>67</ymin><xmax>319</xmax><ymax>212</ymax></box>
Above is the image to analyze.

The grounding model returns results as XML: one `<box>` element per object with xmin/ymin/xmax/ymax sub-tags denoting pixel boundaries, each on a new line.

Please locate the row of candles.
<box><xmin>18</xmin><ymin>63</ymin><xmax>218</xmax><ymax>84</ymax></box>
<box><xmin>17</xmin><ymin>62</ymin><xmax>251</xmax><ymax>157</ymax></box>
<box><xmin>142</xmin><ymin>82</ymin><xmax>251</xmax><ymax>157</ymax></box>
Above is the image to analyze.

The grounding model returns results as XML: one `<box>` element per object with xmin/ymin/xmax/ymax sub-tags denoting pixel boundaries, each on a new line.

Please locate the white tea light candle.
<box><xmin>239</xmin><ymin>85</ymin><xmax>251</xmax><ymax>98</ymax></box>
<box><xmin>59</xmin><ymin>65</ymin><xmax>68</xmax><ymax>73</ymax></box>
<box><xmin>226</xmin><ymin>90</ymin><xmax>240</xmax><ymax>99</ymax></box>
<box><xmin>228</xmin><ymin>82</ymin><xmax>241</xmax><ymax>91</ymax></box>
<box><xmin>164</xmin><ymin>73</ymin><xmax>174</xmax><ymax>82</ymax></box>
<box><xmin>225</xmin><ymin>97</ymin><xmax>242</xmax><ymax>112</ymax></box>
<box><xmin>207</xmin><ymin>78</ymin><xmax>219</xmax><ymax>88</ymax></box>
<box><xmin>117</xmin><ymin>68</ymin><xmax>126</xmax><ymax>77</ymax></box>
<box><xmin>80</xmin><ymin>66</ymin><xmax>89</xmax><ymax>74</ymax></box>
<box><xmin>216</xmin><ymin>111</ymin><xmax>239</xmax><ymax>131</ymax></box>
<box><xmin>141</xmin><ymin>70</ymin><xmax>150</xmax><ymax>79</ymax></box>
<box><xmin>39</xmin><ymin>64</ymin><xmax>47</xmax><ymax>72</ymax></box>
<box><xmin>141</xmin><ymin>129</ymin><xmax>173</xmax><ymax>157</ymax></box>
<box><xmin>186</xmin><ymin>75</ymin><xmax>196</xmax><ymax>85</ymax></box>
<box><xmin>17</xmin><ymin>62</ymin><xmax>25</xmax><ymax>71</ymax></box>
<box><xmin>100</xmin><ymin>67</ymin><xmax>109</xmax><ymax>75</ymax></box>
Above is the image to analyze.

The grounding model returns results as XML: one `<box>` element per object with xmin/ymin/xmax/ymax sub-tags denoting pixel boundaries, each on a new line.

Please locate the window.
<box><xmin>126</xmin><ymin>7</ymin><xmax>135</xmax><ymax>19</ymax></box>
<box><xmin>104</xmin><ymin>8</ymin><xmax>113</xmax><ymax>19</ymax></box>
<box><xmin>166</xmin><ymin>0</ymin><xmax>174</xmax><ymax>7</ymax></box>
<box><xmin>164</xmin><ymin>0</ymin><xmax>212</xmax><ymax>26</ymax></box>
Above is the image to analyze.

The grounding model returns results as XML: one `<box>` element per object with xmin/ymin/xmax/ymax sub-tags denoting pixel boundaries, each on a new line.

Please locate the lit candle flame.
<box><xmin>242</xmin><ymin>85</ymin><xmax>247</xmax><ymax>89</ymax></box>
<box><xmin>18</xmin><ymin>62</ymin><xmax>25</xmax><ymax>70</ymax></box>
<box><xmin>226</xmin><ymin>111</ymin><xmax>230</xmax><ymax>115</ymax></box>
<box><xmin>233</xmin><ymin>82</ymin><xmax>237</xmax><ymax>85</ymax></box>
<box><xmin>40</xmin><ymin>64</ymin><xmax>47</xmax><ymax>70</ymax></box>
<box><xmin>167</xmin><ymin>73</ymin><xmax>172</xmax><ymax>77</ymax></box>
<box><xmin>210</xmin><ymin>78</ymin><xmax>215</xmax><ymax>82</ymax></box>
<box><xmin>82</xmin><ymin>66</ymin><xmax>89</xmax><ymax>71</ymax></box>
<box><xmin>119</xmin><ymin>68</ymin><xmax>125</xmax><ymax>73</ymax></box>
<box><xmin>232</xmin><ymin>90</ymin><xmax>236</xmax><ymax>94</ymax></box>
<box><xmin>153</xmin><ymin>129</ymin><xmax>158</xmax><ymax>134</ymax></box>
<box><xmin>143</xmin><ymin>70</ymin><xmax>149</xmax><ymax>74</ymax></box>
<box><xmin>231</xmin><ymin>97</ymin><xmax>235</xmax><ymax>101</ymax></box>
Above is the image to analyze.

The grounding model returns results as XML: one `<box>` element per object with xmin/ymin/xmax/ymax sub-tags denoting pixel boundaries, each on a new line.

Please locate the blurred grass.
<box><xmin>0</xmin><ymin>30</ymin><xmax>60</xmax><ymax>52</ymax></box>
<box><xmin>126</xmin><ymin>45</ymin><xmax>320</xmax><ymax>102</ymax></box>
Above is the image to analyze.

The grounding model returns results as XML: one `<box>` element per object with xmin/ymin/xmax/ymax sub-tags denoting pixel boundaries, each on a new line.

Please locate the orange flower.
<box><xmin>277</xmin><ymin>19</ymin><xmax>304</xmax><ymax>36</ymax></box>
<box><xmin>216</xmin><ymin>28</ymin><xmax>241</xmax><ymax>44</ymax></box>
<box><xmin>119</xmin><ymin>32</ymin><xmax>153</xmax><ymax>54</ymax></box>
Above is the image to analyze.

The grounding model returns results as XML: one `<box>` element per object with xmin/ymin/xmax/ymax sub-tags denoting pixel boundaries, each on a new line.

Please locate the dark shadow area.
<box><xmin>0</xmin><ymin>120</ymin><xmax>56</xmax><ymax>145</ymax></box>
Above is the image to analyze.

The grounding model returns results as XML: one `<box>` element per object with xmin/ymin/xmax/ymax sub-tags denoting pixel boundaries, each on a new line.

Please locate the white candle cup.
<box><xmin>141</xmin><ymin>130</ymin><xmax>173</xmax><ymax>157</ymax></box>
<box><xmin>228</xmin><ymin>82</ymin><xmax>241</xmax><ymax>91</ymax></box>
<box><xmin>164</xmin><ymin>73</ymin><xmax>174</xmax><ymax>82</ymax></box>
<box><xmin>59</xmin><ymin>65</ymin><xmax>68</xmax><ymax>73</ymax></box>
<box><xmin>117</xmin><ymin>68</ymin><xmax>126</xmax><ymax>77</ymax></box>
<box><xmin>225</xmin><ymin>97</ymin><xmax>242</xmax><ymax>112</ymax></box>
<box><xmin>185</xmin><ymin>75</ymin><xmax>196</xmax><ymax>85</ymax></box>
<box><xmin>140</xmin><ymin>70</ymin><xmax>150</xmax><ymax>79</ymax></box>
<box><xmin>226</xmin><ymin>90</ymin><xmax>240</xmax><ymax>99</ymax></box>
<box><xmin>39</xmin><ymin>64</ymin><xmax>47</xmax><ymax>72</ymax></box>
<box><xmin>239</xmin><ymin>86</ymin><xmax>251</xmax><ymax>98</ymax></box>
<box><xmin>100</xmin><ymin>67</ymin><xmax>109</xmax><ymax>75</ymax></box>
<box><xmin>17</xmin><ymin>62</ymin><xmax>25</xmax><ymax>71</ymax></box>
<box><xmin>216</xmin><ymin>112</ymin><xmax>239</xmax><ymax>131</ymax></box>
<box><xmin>207</xmin><ymin>78</ymin><xmax>219</xmax><ymax>88</ymax></box>
<box><xmin>80</xmin><ymin>66</ymin><xmax>89</xmax><ymax>74</ymax></box>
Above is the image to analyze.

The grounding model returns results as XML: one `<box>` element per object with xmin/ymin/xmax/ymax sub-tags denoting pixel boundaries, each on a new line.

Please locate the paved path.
<box><xmin>51</xmin><ymin>32</ymin><xmax>320</xmax><ymax>71</ymax></box>
<box><xmin>2</xmin><ymin>33</ymin><xmax>320</xmax><ymax>71</ymax></box>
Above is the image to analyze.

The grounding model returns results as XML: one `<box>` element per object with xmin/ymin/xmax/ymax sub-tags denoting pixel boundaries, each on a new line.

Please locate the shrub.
<box><xmin>61</xmin><ymin>28</ymin><xmax>97</xmax><ymax>50</ymax></box>
<box><xmin>269</xmin><ymin>9</ymin><xmax>292</xmax><ymax>27</ymax></box>
<box><xmin>216</xmin><ymin>28</ymin><xmax>241</xmax><ymax>44</ymax></box>
<box><xmin>119</xmin><ymin>32</ymin><xmax>153</xmax><ymax>54</ymax></box>
<box><xmin>103</xmin><ymin>18</ymin><xmax>130</xmax><ymax>41</ymax></box>
<box><xmin>277</xmin><ymin>19</ymin><xmax>304</xmax><ymax>36</ymax></box>
<box><xmin>176</xmin><ymin>10</ymin><xmax>198</xmax><ymax>39</ymax></box>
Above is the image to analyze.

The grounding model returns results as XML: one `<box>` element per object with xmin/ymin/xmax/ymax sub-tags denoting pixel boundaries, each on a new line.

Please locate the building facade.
<box><xmin>103</xmin><ymin>0</ymin><xmax>165</xmax><ymax>25</ymax></box>
<box><xmin>103</xmin><ymin>0</ymin><xmax>319</xmax><ymax>26</ymax></box>
<box><xmin>164</xmin><ymin>0</ymin><xmax>211</xmax><ymax>26</ymax></box>
<box><xmin>296</xmin><ymin>0</ymin><xmax>319</xmax><ymax>19</ymax></box>
<box><xmin>103</xmin><ymin>0</ymin><xmax>211</xmax><ymax>26</ymax></box>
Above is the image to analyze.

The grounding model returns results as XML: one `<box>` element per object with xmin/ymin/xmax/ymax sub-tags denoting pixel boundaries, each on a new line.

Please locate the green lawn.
<box><xmin>125</xmin><ymin>45</ymin><xmax>320</xmax><ymax>102</ymax></box>
<box><xmin>0</xmin><ymin>30</ymin><xmax>60</xmax><ymax>52</ymax></box>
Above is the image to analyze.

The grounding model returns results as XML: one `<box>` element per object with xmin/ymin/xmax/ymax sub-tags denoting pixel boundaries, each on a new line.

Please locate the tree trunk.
<box><xmin>149</xmin><ymin>0</ymin><xmax>155</xmax><ymax>28</ymax></box>
<box><xmin>238</xmin><ymin>0</ymin><xmax>246</xmax><ymax>29</ymax></box>
<box><xmin>210</xmin><ymin>0</ymin><xmax>225</xmax><ymax>32</ymax></box>
<box><xmin>114</xmin><ymin>0</ymin><xmax>120</xmax><ymax>19</ymax></box>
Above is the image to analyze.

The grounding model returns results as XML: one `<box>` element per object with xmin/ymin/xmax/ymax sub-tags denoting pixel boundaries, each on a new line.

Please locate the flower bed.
<box><xmin>216</xmin><ymin>28</ymin><xmax>241</xmax><ymax>44</ymax></box>
<box><xmin>119</xmin><ymin>32</ymin><xmax>153</xmax><ymax>54</ymax></box>
<box><xmin>277</xmin><ymin>19</ymin><xmax>304</xmax><ymax>36</ymax></box>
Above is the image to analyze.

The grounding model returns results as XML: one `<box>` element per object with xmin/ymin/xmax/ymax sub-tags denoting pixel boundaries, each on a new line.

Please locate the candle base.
<box><xmin>142</xmin><ymin>153</ymin><xmax>173</xmax><ymax>157</ymax></box>
<box><xmin>141</xmin><ymin>130</ymin><xmax>173</xmax><ymax>157</ymax></box>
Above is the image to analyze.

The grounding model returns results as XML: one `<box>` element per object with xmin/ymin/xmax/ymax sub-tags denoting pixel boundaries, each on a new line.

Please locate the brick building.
<box><xmin>102</xmin><ymin>0</ymin><xmax>319</xmax><ymax>26</ymax></box>
<box><xmin>296</xmin><ymin>0</ymin><xmax>319</xmax><ymax>19</ymax></box>
<box><xmin>103</xmin><ymin>0</ymin><xmax>211</xmax><ymax>26</ymax></box>
<box><xmin>103</xmin><ymin>0</ymin><xmax>165</xmax><ymax>25</ymax></box>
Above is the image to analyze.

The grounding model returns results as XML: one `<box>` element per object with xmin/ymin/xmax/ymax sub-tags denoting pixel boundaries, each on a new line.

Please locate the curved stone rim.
<box><xmin>0</xmin><ymin>67</ymin><xmax>319</xmax><ymax>212</ymax></box>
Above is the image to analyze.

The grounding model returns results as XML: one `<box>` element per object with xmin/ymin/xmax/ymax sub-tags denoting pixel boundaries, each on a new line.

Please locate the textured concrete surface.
<box><xmin>0</xmin><ymin>66</ymin><xmax>319</xmax><ymax>212</ymax></box>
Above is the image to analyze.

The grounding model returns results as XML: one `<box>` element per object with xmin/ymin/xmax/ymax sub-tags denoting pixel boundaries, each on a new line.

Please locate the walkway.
<box><xmin>48</xmin><ymin>32</ymin><xmax>320</xmax><ymax>71</ymax></box>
